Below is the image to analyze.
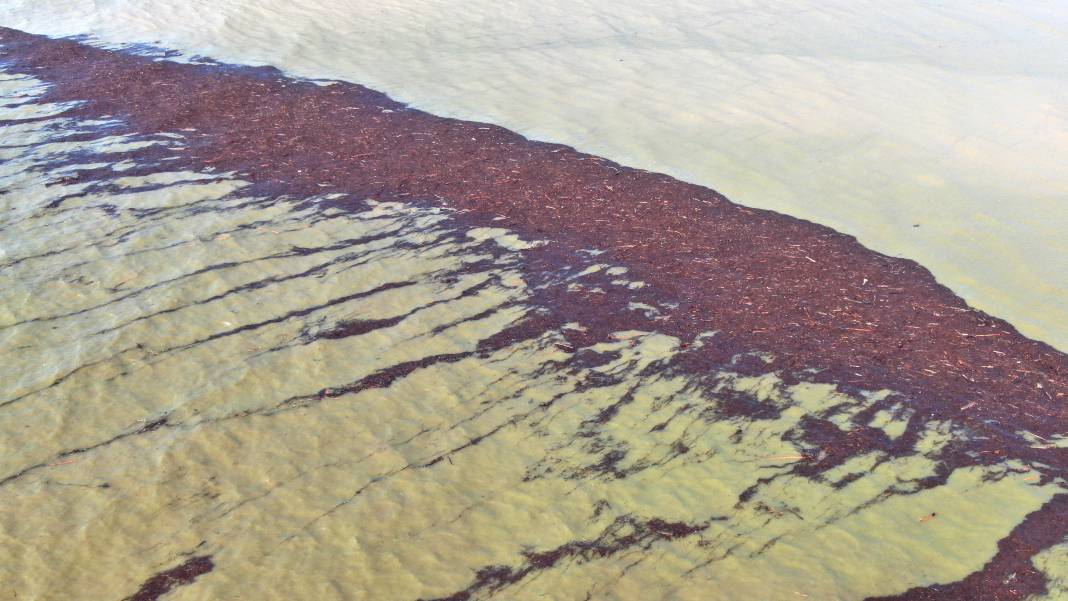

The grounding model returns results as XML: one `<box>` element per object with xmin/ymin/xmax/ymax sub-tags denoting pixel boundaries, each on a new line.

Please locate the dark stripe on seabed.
<box><xmin>1</xmin><ymin>27</ymin><xmax>1066</xmax><ymax>600</ymax></box>
<box><xmin>123</xmin><ymin>555</ymin><xmax>214</xmax><ymax>601</ymax></box>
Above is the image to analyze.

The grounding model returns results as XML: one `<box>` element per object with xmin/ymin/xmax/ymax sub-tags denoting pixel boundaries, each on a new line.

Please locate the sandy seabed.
<box><xmin>0</xmin><ymin>21</ymin><xmax>1067</xmax><ymax>601</ymax></box>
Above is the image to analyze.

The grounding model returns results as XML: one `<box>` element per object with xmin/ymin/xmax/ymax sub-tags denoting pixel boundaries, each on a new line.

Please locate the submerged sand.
<box><xmin>0</xmin><ymin>27</ymin><xmax>1066</xmax><ymax>601</ymax></box>
<box><xmin>6</xmin><ymin>0</ymin><xmax>1068</xmax><ymax>352</ymax></box>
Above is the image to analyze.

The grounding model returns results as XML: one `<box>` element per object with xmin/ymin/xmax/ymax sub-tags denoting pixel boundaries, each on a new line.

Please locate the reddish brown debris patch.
<box><xmin>124</xmin><ymin>555</ymin><xmax>214</xmax><ymax>601</ymax></box>
<box><xmin>0</xmin><ymin>28</ymin><xmax>1062</xmax><ymax>443</ymax></box>
<box><xmin>1</xmin><ymin>27</ymin><xmax>1067</xmax><ymax>600</ymax></box>
<box><xmin>871</xmin><ymin>494</ymin><xmax>1068</xmax><ymax>601</ymax></box>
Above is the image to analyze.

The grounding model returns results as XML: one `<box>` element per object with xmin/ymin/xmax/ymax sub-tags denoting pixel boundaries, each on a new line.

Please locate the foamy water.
<box><xmin>4</xmin><ymin>0</ymin><xmax>1067</xmax><ymax>351</ymax></box>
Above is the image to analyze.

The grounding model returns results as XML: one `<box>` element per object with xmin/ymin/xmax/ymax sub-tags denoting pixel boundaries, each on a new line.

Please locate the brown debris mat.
<box><xmin>1</xmin><ymin>27</ymin><xmax>1066</xmax><ymax>600</ymax></box>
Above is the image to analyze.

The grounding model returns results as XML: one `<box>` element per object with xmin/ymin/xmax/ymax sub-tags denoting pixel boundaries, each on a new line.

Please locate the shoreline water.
<box><xmin>1</xmin><ymin>27</ymin><xmax>1066</xmax><ymax>600</ymax></box>
<box><xmin>7</xmin><ymin>0</ymin><xmax>1068</xmax><ymax>353</ymax></box>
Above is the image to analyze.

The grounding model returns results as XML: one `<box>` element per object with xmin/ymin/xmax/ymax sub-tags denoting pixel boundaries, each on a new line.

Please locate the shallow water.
<box><xmin>4</xmin><ymin>0</ymin><xmax>1067</xmax><ymax>351</ymax></box>
<box><xmin>1</xmin><ymin>67</ymin><xmax>1066</xmax><ymax>599</ymax></box>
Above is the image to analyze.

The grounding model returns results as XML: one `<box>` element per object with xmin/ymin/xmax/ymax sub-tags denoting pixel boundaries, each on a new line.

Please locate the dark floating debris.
<box><xmin>424</xmin><ymin>516</ymin><xmax>710</xmax><ymax>601</ymax></box>
<box><xmin>124</xmin><ymin>555</ymin><xmax>214</xmax><ymax>601</ymax></box>
<box><xmin>1</xmin><ymin>25</ymin><xmax>1066</xmax><ymax>600</ymax></box>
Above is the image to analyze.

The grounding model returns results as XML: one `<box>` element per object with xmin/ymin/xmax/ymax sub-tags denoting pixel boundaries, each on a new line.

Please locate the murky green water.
<box><xmin>2</xmin><ymin>70</ymin><xmax>1065</xmax><ymax>599</ymax></box>
<box><xmin>7</xmin><ymin>0</ymin><xmax>1068</xmax><ymax>351</ymax></box>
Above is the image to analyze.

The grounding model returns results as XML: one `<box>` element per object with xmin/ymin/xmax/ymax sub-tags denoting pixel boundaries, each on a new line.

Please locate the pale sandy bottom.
<box><xmin>4</xmin><ymin>0</ymin><xmax>1067</xmax><ymax>351</ymax></box>
<box><xmin>1</xmin><ymin>71</ymin><xmax>1066</xmax><ymax>599</ymax></box>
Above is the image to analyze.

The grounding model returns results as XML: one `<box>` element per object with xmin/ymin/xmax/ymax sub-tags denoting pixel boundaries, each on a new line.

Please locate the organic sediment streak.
<box><xmin>0</xmin><ymin>28</ymin><xmax>1066</xmax><ymax>600</ymax></box>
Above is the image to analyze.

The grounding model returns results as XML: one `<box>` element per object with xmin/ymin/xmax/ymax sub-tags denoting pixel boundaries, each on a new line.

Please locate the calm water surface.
<box><xmin>3</xmin><ymin>2</ymin><xmax>1068</xmax><ymax>599</ymax></box>
<box><xmin>6</xmin><ymin>0</ymin><xmax>1068</xmax><ymax>350</ymax></box>
<box><xmin>0</xmin><ymin>63</ymin><xmax>1066</xmax><ymax>599</ymax></box>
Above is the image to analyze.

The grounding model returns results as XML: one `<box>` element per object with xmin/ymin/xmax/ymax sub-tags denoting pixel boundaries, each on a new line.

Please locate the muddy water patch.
<box><xmin>0</xmin><ymin>53</ymin><xmax>1065</xmax><ymax>601</ymax></box>
<box><xmin>7</xmin><ymin>0</ymin><xmax>1068</xmax><ymax>350</ymax></box>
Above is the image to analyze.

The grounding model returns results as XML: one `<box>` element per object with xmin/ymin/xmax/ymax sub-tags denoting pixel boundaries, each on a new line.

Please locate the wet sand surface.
<box><xmin>0</xmin><ymin>28</ymin><xmax>1067</xmax><ymax>600</ymax></box>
